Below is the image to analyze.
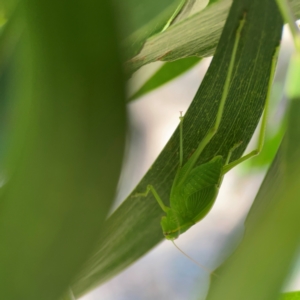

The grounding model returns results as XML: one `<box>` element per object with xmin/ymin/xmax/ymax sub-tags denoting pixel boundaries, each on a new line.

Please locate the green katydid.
<box><xmin>135</xmin><ymin>15</ymin><xmax>280</xmax><ymax>241</ymax></box>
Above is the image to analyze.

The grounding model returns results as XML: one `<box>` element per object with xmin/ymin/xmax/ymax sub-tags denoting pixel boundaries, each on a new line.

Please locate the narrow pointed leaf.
<box><xmin>0</xmin><ymin>1</ymin><xmax>126</xmax><ymax>300</ymax></box>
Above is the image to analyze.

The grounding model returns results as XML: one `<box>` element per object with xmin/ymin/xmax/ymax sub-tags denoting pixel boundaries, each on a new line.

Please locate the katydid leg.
<box><xmin>222</xmin><ymin>45</ymin><xmax>280</xmax><ymax>175</ymax></box>
<box><xmin>135</xmin><ymin>185</ymin><xmax>169</xmax><ymax>213</ymax></box>
<box><xmin>225</xmin><ymin>141</ymin><xmax>243</xmax><ymax>165</ymax></box>
<box><xmin>178</xmin><ymin>17</ymin><xmax>246</xmax><ymax>185</ymax></box>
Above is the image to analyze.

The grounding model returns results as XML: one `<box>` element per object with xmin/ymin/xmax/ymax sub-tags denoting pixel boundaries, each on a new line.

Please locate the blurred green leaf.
<box><xmin>120</xmin><ymin>0</ymin><xmax>182</xmax><ymax>60</ymax></box>
<box><xmin>208</xmin><ymin>0</ymin><xmax>220</xmax><ymax>5</ymax></box>
<box><xmin>70</xmin><ymin>0</ymin><xmax>283</xmax><ymax>296</ymax></box>
<box><xmin>0</xmin><ymin>1</ymin><xmax>126</xmax><ymax>300</ymax></box>
<box><xmin>281</xmin><ymin>291</ymin><xmax>300</xmax><ymax>300</ymax></box>
<box><xmin>0</xmin><ymin>13</ymin><xmax>6</xmax><ymax>28</ymax></box>
<box><xmin>127</xmin><ymin>0</ymin><xmax>300</xmax><ymax>74</ymax></box>
<box><xmin>0</xmin><ymin>9</ymin><xmax>23</xmax><ymax>78</ymax></box>
<box><xmin>128</xmin><ymin>56</ymin><xmax>201</xmax><ymax>102</ymax></box>
<box><xmin>119</xmin><ymin>0</ymin><xmax>180</xmax><ymax>35</ymax></box>
<box><xmin>206</xmin><ymin>85</ymin><xmax>300</xmax><ymax>300</ymax></box>
<box><xmin>0</xmin><ymin>0</ymin><xmax>19</xmax><ymax>20</ymax></box>
<box><xmin>60</xmin><ymin>289</ymin><xmax>76</xmax><ymax>300</ymax></box>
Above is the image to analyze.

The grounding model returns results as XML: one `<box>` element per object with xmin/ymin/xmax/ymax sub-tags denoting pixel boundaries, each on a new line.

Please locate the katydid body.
<box><xmin>136</xmin><ymin>15</ymin><xmax>279</xmax><ymax>240</ymax></box>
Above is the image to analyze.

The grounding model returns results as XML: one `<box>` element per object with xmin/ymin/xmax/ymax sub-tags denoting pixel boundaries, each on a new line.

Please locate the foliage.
<box><xmin>1</xmin><ymin>0</ymin><xmax>300</xmax><ymax>299</ymax></box>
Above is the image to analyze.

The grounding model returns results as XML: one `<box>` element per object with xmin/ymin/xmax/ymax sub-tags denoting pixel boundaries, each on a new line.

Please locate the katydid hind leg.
<box><xmin>176</xmin><ymin>17</ymin><xmax>246</xmax><ymax>186</ymax></box>
<box><xmin>222</xmin><ymin>45</ymin><xmax>280</xmax><ymax>175</ymax></box>
<box><xmin>225</xmin><ymin>141</ymin><xmax>243</xmax><ymax>165</ymax></box>
<box><xmin>217</xmin><ymin>142</ymin><xmax>242</xmax><ymax>186</ymax></box>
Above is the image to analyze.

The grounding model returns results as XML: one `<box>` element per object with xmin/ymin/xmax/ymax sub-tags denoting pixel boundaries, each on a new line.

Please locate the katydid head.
<box><xmin>161</xmin><ymin>210</ymin><xmax>194</xmax><ymax>240</ymax></box>
<box><xmin>160</xmin><ymin>215</ymin><xmax>180</xmax><ymax>240</ymax></box>
<box><xmin>163</xmin><ymin>229</ymin><xmax>180</xmax><ymax>240</ymax></box>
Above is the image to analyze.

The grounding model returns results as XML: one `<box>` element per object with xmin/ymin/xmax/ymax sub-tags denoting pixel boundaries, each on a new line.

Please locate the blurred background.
<box><xmin>80</xmin><ymin>24</ymin><xmax>300</xmax><ymax>300</ymax></box>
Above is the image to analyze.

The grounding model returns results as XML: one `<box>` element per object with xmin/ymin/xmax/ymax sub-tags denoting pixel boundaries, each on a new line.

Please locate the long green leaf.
<box><xmin>0</xmin><ymin>1</ymin><xmax>126</xmax><ymax>299</ymax></box>
<box><xmin>71</xmin><ymin>0</ymin><xmax>283</xmax><ymax>296</ymax></box>
<box><xmin>127</xmin><ymin>0</ymin><xmax>300</xmax><ymax>74</ymax></box>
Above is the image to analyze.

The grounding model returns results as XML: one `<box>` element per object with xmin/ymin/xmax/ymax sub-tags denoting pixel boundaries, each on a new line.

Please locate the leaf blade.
<box><xmin>0</xmin><ymin>1</ymin><xmax>127</xmax><ymax>300</ymax></box>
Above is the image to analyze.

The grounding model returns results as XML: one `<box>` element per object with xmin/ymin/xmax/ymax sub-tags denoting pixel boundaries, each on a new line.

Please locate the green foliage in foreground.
<box><xmin>0</xmin><ymin>1</ymin><xmax>126</xmax><ymax>299</ymax></box>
